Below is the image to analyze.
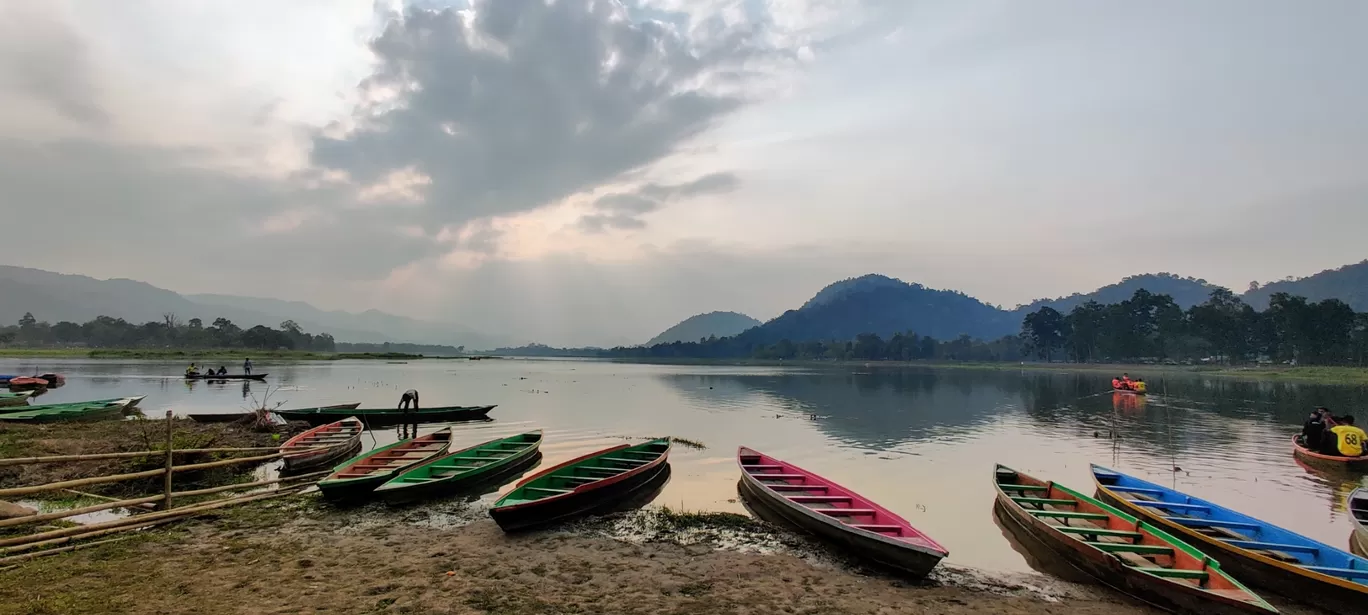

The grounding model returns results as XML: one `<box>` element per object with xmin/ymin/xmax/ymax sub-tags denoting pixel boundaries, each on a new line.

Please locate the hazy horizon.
<box><xmin>3</xmin><ymin>1</ymin><xmax>1365</xmax><ymax>346</ymax></box>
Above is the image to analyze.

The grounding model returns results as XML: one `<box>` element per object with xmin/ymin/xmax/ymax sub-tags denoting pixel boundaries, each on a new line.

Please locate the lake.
<box><xmin>2</xmin><ymin>357</ymin><xmax>1364</xmax><ymax>573</ymax></box>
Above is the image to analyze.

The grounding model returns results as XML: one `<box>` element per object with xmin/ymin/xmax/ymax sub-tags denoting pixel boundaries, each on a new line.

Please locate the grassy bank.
<box><xmin>0</xmin><ymin>348</ymin><xmax>438</xmax><ymax>361</ymax></box>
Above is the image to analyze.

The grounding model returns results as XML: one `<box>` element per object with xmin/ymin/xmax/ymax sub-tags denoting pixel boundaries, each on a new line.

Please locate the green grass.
<box><xmin>0</xmin><ymin>348</ymin><xmax>431</xmax><ymax>361</ymax></box>
<box><xmin>651</xmin><ymin>507</ymin><xmax>765</xmax><ymax>532</ymax></box>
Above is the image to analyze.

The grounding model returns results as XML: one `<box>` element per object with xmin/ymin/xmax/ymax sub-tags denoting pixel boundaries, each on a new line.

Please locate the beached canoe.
<box><xmin>186</xmin><ymin>403</ymin><xmax>362</xmax><ymax>423</ymax></box>
<box><xmin>275</xmin><ymin>404</ymin><xmax>496</xmax><ymax>427</ymax></box>
<box><xmin>185</xmin><ymin>373</ymin><xmax>267</xmax><ymax>381</ymax></box>
<box><xmin>375</xmin><ymin>432</ymin><xmax>543</xmax><ymax>504</ymax></box>
<box><xmin>737</xmin><ymin>447</ymin><xmax>947</xmax><ymax>578</ymax></box>
<box><xmin>318</xmin><ymin>427</ymin><xmax>453</xmax><ymax>501</ymax></box>
<box><xmin>1292</xmin><ymin>434</ymin><xmax>1368</xmax><ymax>472</ymax></box>
<box><xmin>281</xmin><ymin>417</ymin><xmax>363</xmax><ymax>473</ymax></box>
<box><xmin>1093</xmin><ymin>465</ymin><xmax>1368</xmax><ymax>614</ymax></box>
<box><xmin>1350</xmin><ymin>488</ymin><xmax>1368</xmax><ymax>558</ymax></box>
<box><xmin>489</xmin><ymin>438</ymin><xmax>670</xmax><ymax>532</ymax></box>
<box><xmin>994</xmin><ymin>464</ymin><xmax>1276</xmax><ymax>615</ymax></box>
<box><xmin>0</xmin><ymin>391</ymin><xmax>34</xmax><ymax>407</ymax></box>
<box><xmin>0</xmin><ymin>396</ymin><xmax>145</xmax><ymax>423</ymax></box>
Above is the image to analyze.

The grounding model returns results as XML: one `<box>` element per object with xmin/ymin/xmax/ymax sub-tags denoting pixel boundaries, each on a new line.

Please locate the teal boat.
<box><xmin>374</xmin><ymin>431</ymin><xmax>543</xmax><ymax>503</ymax></box>
<box><xmin>0</xmin><ymin>391</ymin><xmax>33</xmax><ymax>407</ymax></box>
<box><xmin>317</xmin><ymin>427</ymin><xmax>453</xmax><ymax>502</ymax></box>
<box><xmin>0</xmin><ymin>396</ymin><xmax>144</xmax><ymax>422</ymax></box>
<box><xmin>276</xmin><ymin>404</ymin><xmax>496</xmax><ymax>427</ymax></box>
<box><xmin>489</xmin><ymin>438</ymin><xmax>670</xmax><ymax>532</ymax></box>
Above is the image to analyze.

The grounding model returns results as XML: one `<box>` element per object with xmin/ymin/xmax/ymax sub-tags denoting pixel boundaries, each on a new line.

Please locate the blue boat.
<box><xmin>1092</xmin><ymin>464</ymin><xmax>1368</xmax><ymax>614</ymax></box>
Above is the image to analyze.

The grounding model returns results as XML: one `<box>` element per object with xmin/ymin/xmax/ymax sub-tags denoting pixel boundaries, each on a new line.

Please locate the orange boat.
<box><xmin>1292</xmin><ymin>434</ymin><xmax>1368</xmax><ymax>473</ymax></box>
<box><xmin>281</xmin><ymin>417</ymin><xmax>363</xmax><ymax>473</ymax></box>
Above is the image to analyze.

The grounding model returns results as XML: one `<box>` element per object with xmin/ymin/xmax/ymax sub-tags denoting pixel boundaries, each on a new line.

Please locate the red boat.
<box><xmin>1293</xmin><ymin>434</ymin><xmax>1368</xmax><ymax>472</ymax></box>
<box><xmin>737</xmin><ymin>447</ymin><xmax>948</xmax><ymax>578</ymax></box>
<box><xmin>281</xmin><ymin>417</ymin><xmax>363</xmax><ymax>473</ymax></box>
<box><xmin>7</xmin><ymin>377</ymin><xmax>48</xmax><ymax>390</ymax></box>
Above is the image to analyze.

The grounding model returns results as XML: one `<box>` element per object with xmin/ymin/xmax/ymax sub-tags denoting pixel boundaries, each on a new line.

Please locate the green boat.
<box><xmin>276</xmin><ymin>404</ymin><xmax>496</xmax><ymax>427</ymax></box>
<box><xmin>0</xmin><ymin>396</ymin><xmax>145</xmax><ymax>422</ymax></box>
<box><xmin>489</xmin><ymin>438</ymin><xmax>671</xmax><ymax>532</ymax></box>
<box><xmin>317</xmin><ymin>427</ymin><xmax>453</xmax><ymax>502</ymax></box>
<box><xmin>0</xmin><ymin>391</ymin><xmax>33</xmax><ymax>407</ymax></box>
<box><xmin>374</xmin><ymin>431</ymin><xmax>543</xmax><ymax>504</ymax></box>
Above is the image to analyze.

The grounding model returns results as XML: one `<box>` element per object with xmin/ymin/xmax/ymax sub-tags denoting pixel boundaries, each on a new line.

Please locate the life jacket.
<box><xmin>1135</xmin><ymin>381</ymin><xmax>1147</xmax><ymax>393</ymax></box>
<box><xmin>1112</xmin><ymin>378</ymin><xmax>1121</xmax><ymax>389</ymax></box>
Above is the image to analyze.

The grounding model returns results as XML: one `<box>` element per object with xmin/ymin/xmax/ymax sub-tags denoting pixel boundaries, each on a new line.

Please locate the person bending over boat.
<box><xmin>1328</xmin><ymin>415</ymin><xmax>1366</xmax><ymax>457</ymax></box>
<box><xmin>399</xmin><ymin>389</ymin><xmax>419</xmax><ymax>411</ymax></box>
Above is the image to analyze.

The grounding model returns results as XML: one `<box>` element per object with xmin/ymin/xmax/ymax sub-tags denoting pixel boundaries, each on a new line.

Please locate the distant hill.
<box><xmin>646</xmin><ymin>311</ymin><xmax>761</xmax><ymax>345</ymax></box>
<box><xmin>0</xmin><ymin>266</ymin><xmax>506</xmax><ymax>348</ymax></box>
<box><xmin>1241</xmin><ymin>260</ymin><xmax>1368</xmax><ymax>311</ymax></box>
<box><xmin>736</xmin><ymin>277</ymin><xmax>1017</xmax><ymax>344</ymax></box>
<box><xmin>1015</xmin><ymin>273</ymin><xmax>1223</xmax><ymax>315</ymax></box>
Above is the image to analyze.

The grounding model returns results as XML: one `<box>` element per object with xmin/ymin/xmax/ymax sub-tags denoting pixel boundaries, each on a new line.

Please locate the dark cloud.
<box><xmin>578</xmin><ymin>170</ymin><xmax>740</xmax><ymax>232</ymax></box>
<box><xmin>312</xmin><ymin>0</ymin><xmax>772</xmax><ymax>230</ymax></box>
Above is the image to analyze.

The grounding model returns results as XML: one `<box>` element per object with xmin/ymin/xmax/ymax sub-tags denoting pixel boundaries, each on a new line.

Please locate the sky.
<box><xmin>1</xmin><ymin>0</ymin><xmax>1366</xmax><ymax>347</ymax></box>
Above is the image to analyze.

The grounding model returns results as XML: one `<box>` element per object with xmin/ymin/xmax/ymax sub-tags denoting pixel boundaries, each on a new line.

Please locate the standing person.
<box><xmin>1329</xmin><ymin>415</ymin><xmax>1366</xmax><ymax>457</ymax></box>
<box><xmin>243</xmin><ymin>358</ymin><xmax>252</xmax><ymax>375</ymax></box>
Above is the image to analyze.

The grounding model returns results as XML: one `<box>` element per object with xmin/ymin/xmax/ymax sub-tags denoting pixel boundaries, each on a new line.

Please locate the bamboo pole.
<box><xmin>169</xmin><ymin>470</ymin><xmax>327</xmax><ymax>499</ymax></box>
<box><xmin>0</xmin><ymin>468</ymin><xmax>166</xmax><ymax>499</ymax></box>
<box><xmin>162</xmin><ymin>410</ymin><xmax>174</xmax><ymax>511</ymax></box>
<box><xmin>172</xmin><ymin>451</ymin><xmax>290</xmax><ymax>472</ymax></box>
<box><xmin>0</xmin><ymin>495</ymin><xmax>165</xmax><ymax>529</ymax></box>
<box><xmin>64</xmin><ymin>489</ymin><xmax>154</xmax><ymax>508</ymax></box>
<box><xmin>0</xmin><ymin>446</ymin><xmax>329</xmax><ymax>467</ymax></box>
<box><xmin>0</xmin><ymin>517</ymin><xmax>184</xmax><ymax>556</ymax></box>
<box><xmin>0</xmin><ymin>537</ymin><xmax>133</xmax><ymax>566</ymax></box>
<box><xmin>0</xmin><ymin>486</ymin><xmax>308</xmax><ymax>550</ymax></box>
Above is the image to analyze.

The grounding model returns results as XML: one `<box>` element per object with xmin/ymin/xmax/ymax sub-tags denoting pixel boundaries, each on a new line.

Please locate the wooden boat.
<box><xmin>317</xmin><ymin>428</ymin><xmax>453</xmax><ymax>501</ymax></box>
<box><xmin>994</xmin><ymin>464</ymin><xmax>1276</xmax><ymax>615</ymax></box>
<box><xmin>0</xmin><ymin>396</ymin><xmax>144</xmax><ymax>422</ymax></box>
<box><xmin>375</xmin><ymin>432</ymin><xmax>543</xmax><ymax>504</ymax></box>
<box><xmin>280</xmin><ymin>417</ymin><xmax>363</xmax><ymax>473</ymax></box>
<box><xmin>1113</xmin><ymin>388</ymin><xmax>1146</xmax><ymax>395</ymax></box>
<box><xmin>186</xmin><ymin>403</ymin><xmax>362</xmax><ymax>423</ymax></box>
<box><xmin>737</xmin><ymin>447</ymin><xmax>947</xmax><ymax>578</ymax></box>
<box><xmin>1292</xmin><ymin>434</ymin><xmax>1368</xmax><ymax>472</ymax></box>
<box><xmin>1093</xmin><ymin>465</ymin><xmax>1368</xmax><ymax>614</ymax></box>
<box><xmin>1350</xmin><ymin>488</ymin><xmax>1368</xmax><ymax>558</ymax></box>
<box><xmin>275</xmin><ymin>404</ymin><xmax>496</xmax><ymax>427</ymax></box>
<box><xmin>185</xmin><ymin>373</ymin><xmax>267</xmax><ymax>381</ymax></box>
<box><xmin>489</xmin><ymin>438</ymin><xmax>670</xmax><ymax>532</ymax></box>
<box><xmin>0</xmin><ymin>391</ymin><xmax>33</xmax><ymax>407</ymax></box>
<box><xmin>7</xmin><ymin>377</ymin><xmax>48</xmax><ymax>390</ymax></box>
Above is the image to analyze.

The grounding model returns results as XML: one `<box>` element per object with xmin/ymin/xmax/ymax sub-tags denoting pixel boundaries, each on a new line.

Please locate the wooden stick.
<box><xmin>0</xmin><ymin>469</ymin><xmax>166</xmax><ymax>499</ymax></box>
<box><xmin>162</xmin><ymin>410</ymin><xmax>174</xmax><ymax>510</ymax></box>
<box><xmin>0</xmin><ymin>486</ymin><xmax>306</xmax><ymax>550</ymax></box>
<box><xmin>171</xmin><ymin>451</ymin><xmax>290</xmax><ymax>472</ymax></box>
<box><xmin>0</xmin><ymin>537</ymin><xmax>134</xmax><ymax>565</ymax></box>
<box><xmin>169</xmin><ymin>471</ymin><xmax>327</xmax><ymax>499</ymax></box>
<box><xmin>0</xmin><ymin>517</ymin><xmax>184</xmax><ymax>556</ymax></box>
<box><xmin>0</xmin><ymin>447</ymin><xmax>331</xmax><ymax>467</ymax></box>
<box><xmin>0</xmin><ymin>495</ymin><xmax>165</xmax><ymax>529</ymax></box>
<box><xmin>63</xmin><ymin>489</ymin><xmax>154</xmax><ymax>509</ymax></box>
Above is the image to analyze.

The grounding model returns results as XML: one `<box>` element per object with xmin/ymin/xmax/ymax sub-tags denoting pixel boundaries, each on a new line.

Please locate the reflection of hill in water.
<box><xmin>660</xmin><ymin>368</ymin><xmax>1028</xmax><ymax>451</ymax></box>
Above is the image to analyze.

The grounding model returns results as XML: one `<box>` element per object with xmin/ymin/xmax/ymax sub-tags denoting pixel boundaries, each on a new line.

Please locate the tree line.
<box><xmin>600</xmin><ymin>332</ymin><xmax>1025</xmax><ymax>362</ymax></box>
<box><xmin>0</xmin><ymin>312</ymin><xmax>337</xmax><ymax>352</ymax></box>
<box><xmin>1021</xmin><ymin>289</ymin><xmax>1368</xmax><ymax>365</ymax></box>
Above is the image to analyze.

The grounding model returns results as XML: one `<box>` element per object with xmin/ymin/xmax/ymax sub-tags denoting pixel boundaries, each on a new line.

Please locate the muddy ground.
<box><xmin>4</xmin><ymin>493</ymin><xmax>1309</xmax><ymax>615</ymax></box>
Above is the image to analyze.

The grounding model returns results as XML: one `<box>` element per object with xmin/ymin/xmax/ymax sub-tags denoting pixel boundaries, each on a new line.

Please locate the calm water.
<box><xmin>3</xmin><ymin>357</ymin><xmax>1365</xmax><ymax>573</ymax></box>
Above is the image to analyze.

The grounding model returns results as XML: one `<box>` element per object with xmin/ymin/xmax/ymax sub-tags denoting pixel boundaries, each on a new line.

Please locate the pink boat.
<box><xmin>737</xmin><ymin>447</ymin><xmax>948</xmax><ymax>578</ymax></box>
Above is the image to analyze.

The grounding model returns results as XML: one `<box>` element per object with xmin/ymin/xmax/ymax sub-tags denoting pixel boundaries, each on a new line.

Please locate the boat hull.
<box><xmin>187</xmin><ymin>403</ymin><xmax>362</xmax><ymax>423</ymax></box>
<box><xmin>1094</xmin><ymin>467</ymin><xmax>1368</xmax><ymax>615</ymax></box>
<box><xmin>490</xmin><ymin>460</ymin><xmax>668</xmax><ymax>532</ymax></box>
<box><xmin>185</xmin><ymin>373</ymin><xmax>267</xmax><ymax>380</ymax></box>
<box><xmin>277</xmin><ymin>405</ymin><xmax>495</xmax><ymax>427</ymax></box>
<box><xmin>376</xmin><ymin>433</ymin><xmax>543</xmax><ymax>504</ymax></box>
<box><xmin>1292</xmin><ymin>434</ymin><xmax>1368</xmax><ymax>472</ymax></box>
<box><xmin>0</xmin><ymin>391</ymin><xmax>34</xmax><ymax>407</ymax></box>
<box><xmin>1352</xmin><ymin>488</ymin><xmax>1368</xmax><ymax>558</ymax></box>
<box><xmin>281</xmin><ymin>418</ymin><xmax>364</xmax><ymax>473</ymax></box>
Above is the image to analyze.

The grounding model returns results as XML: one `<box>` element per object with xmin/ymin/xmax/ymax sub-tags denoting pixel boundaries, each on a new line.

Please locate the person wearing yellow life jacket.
<box><xmin>185</xmin><ymin>363</ymin><xmax>199</xmax><ymax>377</ymax></box>
<box><xmin>1329</xmin><ymin>415</ymin><xmax>1367</xmax><ymax>457</ymax></box>
<box><xmin>1134</xmin><ymin>379</ymin><xmax>1147</xmax><ymax>393</ymax></box>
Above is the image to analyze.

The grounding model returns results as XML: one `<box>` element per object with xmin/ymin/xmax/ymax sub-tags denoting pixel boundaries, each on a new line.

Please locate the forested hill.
<box><xmin>645</xmin><ymin>311</ymin><xmax>761</xmax><ymax>345</ymax></box>
<box><xmin>1015</xmin><ymin>273</ymin><xmax>1222</xmax><ymax>315</ymax></box>
<box><xmin>1242</xmin><ymin>260</ymin><xmax>1368</xmax><ymax>311</ymax></box>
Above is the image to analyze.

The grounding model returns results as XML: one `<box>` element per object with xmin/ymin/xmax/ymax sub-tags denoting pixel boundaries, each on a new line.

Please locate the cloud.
<box><xmin>578</xmin><ymin>171</ymin><xmax>741</xmax><ymax>232</ymax></box>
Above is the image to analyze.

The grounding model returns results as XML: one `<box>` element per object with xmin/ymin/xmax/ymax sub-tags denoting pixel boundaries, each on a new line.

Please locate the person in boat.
<box><xmin>217</xmin><ymin>366</ymin><xmax>228</xmax><ymax>375</ymax></box>
<box><xmin>1329</xmin><ymin>415</ymin><xmax>1366</xmax><ymax>457</ymax></box>
<box><xmin>1112</xmin><ymin>377</ymin><xmax>1125</xmax><ymax>390</ymax></box>
<box><xmin>1133</xmin><ymin>378</ymin><xmax>1147</xmax><ymax>393</ymax></box>
<box><xmin>1304</xmin><ymin>407</ymin><xmax>1329</xmax><ymax>450</ymax></box>
<box><xmin>243</xmin><ymin>358</ymin><xmax>252</xmax><ymax>375</ymax></box>
<box><xmin>186</xmin><ymin>363</ymin><xmax>199</xmax><ymax>377</ymax></box>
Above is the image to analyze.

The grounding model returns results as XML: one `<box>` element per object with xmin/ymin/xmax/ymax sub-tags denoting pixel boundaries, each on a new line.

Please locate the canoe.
<box><xmin>0</xmin><ymin>391</ymin><xmax>33</xmax><ymax>407</ymax></box>
<box><xmin>317</xmin><ymin>427</ymin><xmax>453</xmax><ymax>501</ymax></box>
<box><xmin>0</xmin><ymin>396</ymin><xmax>144</xmax><ymax>422</ymax></box>
<box><xmin>1350</xmin><ymin>488</ymin><xmax>1368</xmax><ymax>558</ymax></box>
<box><xmin>186</xmin><ymin>403</ymin><xmax>362</xmax><ymax>423</ymax></box>
<box><xmin>275</xmin><ymin>404</ymin><xmax>496</xmax><ymax>427</ymax></box>
<box><xmin>737</xmin><ymin>447</ymin><xmax>947</xmax><ymax>578</ymax></box>
<box><xmin>994</xmin><ymin>464</ymin><xmax>1276</xmax><ymax>615</ymax></box>
<box><xmin>185</xmin><ymin>373</ymin><xmax>267</xmax><ymax>381</ymax></box>
<box><xmin>34</xmin><ymin>373</ymin><xmax>65</xmax><ymax>387</ymax></box>
<box><xmin>1093</xmin><ymin>465</ymin><xmax>1368</xmax><ymax>614</ymax></box>
<box><xmin>7</xmin><ymin>377</ymin><xmax>48</xmax><ymax>390</ymax></box>
<box><xmin>1292</xmin><ymin>434</ymin><xmax>1368</xmax><ymax>472</ymax></box>
<box><xmin>1113</xmin><ymin>388</ymin><xmax>1146</xmax><ymax>395</ymax></box>
<box><xmin>375</xmin><ymin>431</ymin><xmax>543</xmax><ymax>504</ymax></box>
<box><xmin>489</xmin><ymin>438</ymin><xmax>670</xmax><ymax>532</ymax></box>
<box><xmin>281</xmin><ymin>417</ymin><xmax>364</xmax><ymax>473</ymax></box>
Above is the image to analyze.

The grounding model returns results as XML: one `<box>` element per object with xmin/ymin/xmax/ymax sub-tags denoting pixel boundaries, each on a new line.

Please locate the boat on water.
<box><xmin>7</xmin><ymin>377</ymin><xmax>48</xmax><ymax>390</ymax></box>
<box><xmin>1350</xmin><ymin>488</ymin><xmax>1368</xmax><ymax>558</ymax></box>
<box><xmin>1113</xmin><ymin>388</ymin><xmax>1147</xmax><ymax>395</ymax></box>
<box><xmin>317</xmin><ymin>427</ymin><xmax>453</xmax><ymax>501</ymax></box>
<box><xmin>1292</xmin><ymin>434</ymin><xmax>1368</xmax><ymax>472</ymax></box>
<box><xmin>737</xmin><ymin>447</ymin><xmax>947</xmax><ymax>578</ymax></box>
<box><xmin>489</xmin><ymin>438</ymin><xmax>670</xmax><ymax>532</ymax></box>
<box><xmin>185</xmin><ymin>373</ymin><xmax>267</xmax><ymax>381</ymax></box>
<box><xmin>1093</xmin><ymin>465</ymin><xmax>1368</xmax><ymax>614</ymax></box>
<box><xmin>186</xmin><ymin>403</ymin><xmax>362</xmax><ymax>423</ymax></box>
<box><xmin>0</xmin><ymin>391</ymin><xmax>34</xmax><ymax>407</ymax></box>
<box><xmin>375</xmin><ymin>432</ymin><xmax>543</xmax><ymax>504</ymax></box>
<box><xmin>280</xmin><ymin>418</ymin><xmax>363</xmax><ymax>473</ymax></box>
<box><xmin>994</xmin><ymin>464</ymin><xmax>1276</xmax><ymax>615</ymax></box>
<box><xmin>275</xmin><ymin>404</ymin><xmax>496</xmax><ymax>427</ymax></box>
<box><xmin>0</xmin><ymin>396</ymin><xmax>145</xmax><ymax>423</ymax></box>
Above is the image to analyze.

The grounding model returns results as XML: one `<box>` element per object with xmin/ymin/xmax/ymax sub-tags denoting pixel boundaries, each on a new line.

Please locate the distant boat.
<box><xmin>1292</xmin><ymin>434</ymin><xmax>1368</xmax><ymax>472</ymax></box>
<box><xmin>489</xmin><ymin>438</ymin><xmax>670</xmax><ymax>532</ymax></box>
<box><xmin>1093</xmin><ymin>464</ymin><xmax>1368</xmax><ymax>614</ymax></box>
<box><xmin>995</xmin><ymin>464</ymin><xmax>1275</xmax><ymax>615</ymax></box>
<box><xmin>0</xmin><ymin>396</ymin><xmax>144</xmax><ymax>423</ymax></box>
<box><xmin>186</xmin><ymin>403</ymin><xmax>361</xmax><ymax>423</ymax></box>
<box><xmin>7</xmin><ymin>377</ymin><xmax>48</xmax><ymax>390</ymax></box>
<box><xmin>280</xmin><ymin>417</ymin><xmax>363</xmax><ymax>473</ymax></box>
<box><xmin>185</xmin><ymin>373</ymin><xmax>267</xmax><ymax>381</ymax></box>
<box><xmin>375</xmin><ymin>431</ymin><xmax>543</xmax><ymax>504</ymax></box>
<box><xmin>737</xmin><ymin>446</ymin><xmax>947</xmax><ymax>578</ymax></box>
<box><xmin>275</xmin><ymin>404</ymin><xmax>495</xmax><ymax>427</ymax></box>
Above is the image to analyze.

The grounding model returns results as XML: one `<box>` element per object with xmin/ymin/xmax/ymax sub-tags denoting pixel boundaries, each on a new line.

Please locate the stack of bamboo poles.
<box><xmin>0</xmin><ymin>411</ymin><xmax>333</xmax><ymax>565</ymax></box>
